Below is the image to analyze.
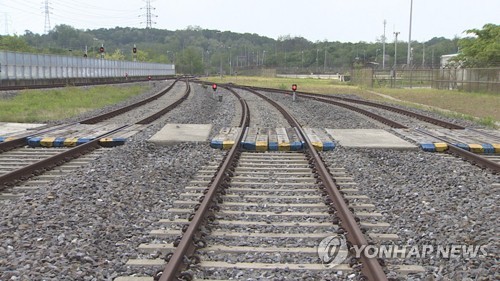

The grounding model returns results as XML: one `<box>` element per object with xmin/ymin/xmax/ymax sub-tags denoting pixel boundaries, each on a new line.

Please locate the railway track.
<box><xmin>0</xmin><ymin>80</ymin><xmax>495</xmax><ymax>280</ymax></box>
<box><xmin>0</xmin><ymin>148</ymin><xmax>110</xmax><ymax>200</ymax></box>
<box><xmin>241</xmin><ymin>85</ymin><xmax>465</xmax><ymax>130</ymax></box>
<box><xmin>117</xmin><ymin>85</ymin><xmax>427</xmax><ymax>281</ymax></box>
<box><xmin>0</xmin><ymin>79</ymin><xmax>191</xmax><ymax>191</ymax></box>
<box><xmin>213</xmin><ymin>83</ymin><xmax>499</xmax><ymax>173</ymax></box>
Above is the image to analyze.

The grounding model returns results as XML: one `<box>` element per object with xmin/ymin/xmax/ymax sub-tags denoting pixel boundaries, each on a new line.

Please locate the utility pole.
<box><xmin>324</xmin><ymin>47</ymin><xmax>327</xmax><ymax>72</ymax></box>
<box><xmin>431</xmin><ymin>48</ymin><xmax>435</xmax><ymax>68</ymax></box>
<box><xmin>228</xmin><ymin>46</ymin><xmax>232</xmax><ymax>75</ymax></box>
<box><xmin>422</xmin><ymin>42</ymin><xmax>425</xmax><ymax>68</ymax></box>
<box><xmin>43</xmin><ymin>0</ymin><xmax>52</xmax><ymax>33</ymax></box>
<box><xmin>392</xmin><ymin>31</ymin><xmax>400</xmax><ymax>88</ymax></box>
<box><xmin>301</xmin><ymin>51</ymin><xmax>304</xmax><ymax>70</ymax></box>
<box><xmin>407</xmin><ymin>0</ymin><xmax>413</xmax><ymax>66</ymax></box>
<box><xmin>394</xmin><ymin>31</ymin><xmax>400</xmax><ymax>68</ymax></box>
<box><xmin>382</xmin><ymin>19</ymin><xmax>386</xmax><ymax>69</ymax></box>
<box><xmin>316</xmin><ymin>49</ymin><xmax>319</xmax><ymax>73</ymax></box>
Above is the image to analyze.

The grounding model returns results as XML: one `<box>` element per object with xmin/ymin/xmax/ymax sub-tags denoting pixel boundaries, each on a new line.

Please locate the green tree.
<box><xmin>177</xmin><ymin>46</ymin><xmax>203</xmax><ymax>74</ymax></box>
<box><xmin>0</xmin><ymin>35</ymin><xmax>33</xmax><ymax>52</ymax></box>
<box><xmin>455</xmin><ymin>24</ymin><xmax>500</xmax><ymax>67</ymax></box>
<box><xmin>107</xmin><ymin>49</ymin><xmax>125</xmax><ymax>60</ymax></box>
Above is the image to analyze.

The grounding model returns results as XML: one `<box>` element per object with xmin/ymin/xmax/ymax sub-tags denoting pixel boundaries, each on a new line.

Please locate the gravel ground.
<box><xmin>235</xmin><ymin>89</ymin><xmax>290</xmax><ymax>127</ymax></box>
<box><xmin>332</xmin><ymin>100</ymin><xmax>446</xmax><ymax>129</ymax></box>
<box><xmin>0</xmin><ymin>81</ymin><xmax>237</xmax><ymax>280</ymax></box>
<box><xmin>257</xmin><ymin>90</ymin><xmax>386</xmax><ymax>129</ymax></box>
<box><xmin>321</xmin><ymin>147</ymin><xmax>499</xmax><ymax>280</ymax></box>
<box><xmin>1</xmin><ymin>82</ymin><xmax>497</xmax><ymax>281</ymax></box>
<box><xmin>318</xmin><ymin>93</ymin><xmax>481</xmax><ymax>129</ymax></box>
<box><xmin>103</xmin><ymin>81</ymin><xmax>185</xmax><ymax>124</ymax></box>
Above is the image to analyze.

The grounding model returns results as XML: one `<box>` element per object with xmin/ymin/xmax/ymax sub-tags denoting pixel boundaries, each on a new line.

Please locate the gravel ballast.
<box><xmin>321</xmin><ymin>147</ymin><xmax>499</xmax><ymax>280</ymax></box>
<box><xmin>0</xmin><ymin>82</ymin><xmax>236</xmax><ymax>280</ymax></box>
<box><xmin>0</xmin><ymin>84</ymin><xmax>497</xmax><ymax>280</ymax></box>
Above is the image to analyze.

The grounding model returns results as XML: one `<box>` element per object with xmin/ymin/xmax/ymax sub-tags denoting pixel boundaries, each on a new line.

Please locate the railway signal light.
<box><xmin>212</xmin><ymin>83</ymin><xmax>217</xmax><ymax>91</ymax></box>
<box><xmin>133</xmin><ymin>47</ymin><xmax>137</xmax><ymax>53</ymax></box>
<box><xmin>99</xmin><ymin>46</ymin><xmax>105</xmax><ymax>53</ymax></box>
<box><xmin>292</xmin><ymin>84</ymin><xmax>297</xmax><ymax>102</ymax></box>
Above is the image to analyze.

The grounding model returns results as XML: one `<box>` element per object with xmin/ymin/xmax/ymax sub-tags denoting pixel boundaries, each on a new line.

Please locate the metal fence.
<box><xmin>0</xmin><ymin>50</ymin><xmax>175</xmax><ymax>80</ymax></box>
<box><xmin>352</xmin><ymin>67</ymin><xmax>499</xmax><ymax>93</ymax></box>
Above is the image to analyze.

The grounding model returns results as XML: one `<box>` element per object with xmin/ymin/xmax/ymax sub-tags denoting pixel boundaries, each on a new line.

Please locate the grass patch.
<box><xmin>0</xmin><ymin>85</ymin><xmax>148</xmax><ymax>123</ymax></box>
<box><xmin>205</xmin><ymin>76</ymin><xmax>363</xmax><ymax>95</ymax></box>
<box><xmin>372</xmin><ymin>87</ymin><xmax>500</xmax><ymax>122</ymax></box>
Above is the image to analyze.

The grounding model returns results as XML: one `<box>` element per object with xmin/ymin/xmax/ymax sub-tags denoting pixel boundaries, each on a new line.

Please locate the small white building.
<box><xmin>440</xmin><ymin>53</ymin><xmax>459</xmax><ymax>68</ymax></box>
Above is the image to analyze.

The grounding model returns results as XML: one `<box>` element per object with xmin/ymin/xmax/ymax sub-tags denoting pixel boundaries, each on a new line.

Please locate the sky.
<box><xmin>1</xmin><ymin>0</ymin><xmax>499</xmax><ymax>43</ymax></box>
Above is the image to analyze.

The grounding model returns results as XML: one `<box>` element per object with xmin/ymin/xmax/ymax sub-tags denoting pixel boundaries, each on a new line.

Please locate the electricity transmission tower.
<box><xmin>140</xmin><ymin>0</ymin><xmax>157</xmax><ymax>29</ymax></box>
<box><xmin>43</xmin><ymin>0</ymin><xmax>52</xmax><ymax>33</ymax></box>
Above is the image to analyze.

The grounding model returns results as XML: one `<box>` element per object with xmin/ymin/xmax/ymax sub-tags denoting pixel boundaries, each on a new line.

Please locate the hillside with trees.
<box><xmin>2</xmin><ymin>24</ymin><xmax>495</xmax><ymax>75</ymax></box>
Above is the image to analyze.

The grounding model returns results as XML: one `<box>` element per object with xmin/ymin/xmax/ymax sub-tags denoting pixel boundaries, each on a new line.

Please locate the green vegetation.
<box><xmin>203</xmin><ymin>76</ymin><xmax>499</xmax><ymax>127</ymax></box>
<box><xmin>0</xmin><ymin>85</ymin><xmax>147</xmax><ymax>122</ymax></box>
<box><xmin>208</xmin><ymin>76</ymin><xmax>358</xmax><ymax>95</ymax></box>
<box><xmin>454</xmin><ymin>24</ymin><xmax>500</xmax><ymax>67</ymax></box>
<box><xmin>1</xmin><ymin>24</ymin><xmax>463</xmax><ymax>75</ymax></box>
<box><xmin>371</xmin><ymin>87</ymin><xmax>500</xmax><ymax>122</ymax></box>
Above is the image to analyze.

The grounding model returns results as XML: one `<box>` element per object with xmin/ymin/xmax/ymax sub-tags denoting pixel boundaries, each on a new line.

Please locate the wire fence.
<box><xmin>351</xmin><ymin>67</ymin><xmax>499</xmax><ymax>93</ymax></box>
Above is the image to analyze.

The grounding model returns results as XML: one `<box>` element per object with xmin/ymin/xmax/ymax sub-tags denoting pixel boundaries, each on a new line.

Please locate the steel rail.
<box><xmin>136</xmin><ymin>79</ymin><xmax>190</xmax><ymax>125</ymax></box>
<box><xmin>0</xmin><ymin>76</ymin><xmax>177</xmax><ymax>92</ymax></box>
<box><xmin>416</xmin><ymin>128</ymin><xmax>500</xmax><ymax>173</ymax></box>
<box><xmin>466</xmin><ymin>128</ymin><xmax>500</xmax><ymax>142</ymax></box>
<box><xmin>240</xmin><ymin>85</ymin><xmax>465</xmax><ymax>130</ymax></box>
<box><xmin>0</xmin><ymin>123</ymin><xmax>87</xmax><ymax>153</ymax></box>
<box><xmin>242</xmin><ymin>87</ymin><xmax>388</xmax><ymax>281</ymax></box>
<box><xmin>194</xmin><ymin>81</ymin><xmax>407</xmax><ymax>129</ymax></box>
<box><xmin>158</xmin><ymin>87</ymin><xmax>250</xmax><ymax>281</ymax></box>
<box><xmin>0</xmin><ymin>138</ymin><xmax>29</xmax><ymax>153</ymax></box>
<box><xmin>81</xmin><ymin>79</ymin><xmax>180</xmax><ymax>124</ymax></box>
<box><xmin>0</xmin><ymin>125</ymin><xmax>130</xmax><ymax>190</ymax></box>
<box><xmin>0</xmin><ymin>80</ymin><xmax>180</xmax><ymax>152</ymax></box>
<box><xmin>247</xmin><ymin>84</ymin><xmax>498</xmax><ymax>174</ymax></box>
<box><xmin>297</xmin><ymin>93</ymin><xmax>408</xmax><ymax>129</ymax></box>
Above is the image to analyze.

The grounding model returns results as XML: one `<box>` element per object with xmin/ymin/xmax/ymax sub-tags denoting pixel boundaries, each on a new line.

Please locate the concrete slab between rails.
<box><xmin>326</xmin><ymin>129</ymin><xmax>417</xmax><ymax>150</ymax></box>
<box><xmin>148</xmin><ymin>123</ymin><xmax>212</xmax><ymax>145</ymax></box>
<box><xmin>0</xmin><ymin>122</ymin><xmax>46</xmax><ymax>138</ymax></box>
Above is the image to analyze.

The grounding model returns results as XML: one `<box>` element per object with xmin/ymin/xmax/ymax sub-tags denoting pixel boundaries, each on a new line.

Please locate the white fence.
<box><xmin>0</xmin><ymin>51</ymin><xmax>175</xmax><ymax>80</ymax></box>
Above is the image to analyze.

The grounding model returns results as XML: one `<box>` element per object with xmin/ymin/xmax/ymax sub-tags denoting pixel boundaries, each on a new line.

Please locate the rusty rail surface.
<box><xmin>0</xmin><ymin>80</ymin><xmax>193</xmax><ymax>188</ymax></box>
<box><xmin>297</xmin><ymin>93</ymin><xmax>408</xmax><ymax>129</ymax></box>
<box><xmin>243</xmin><ymin>85</ymin><xmax>465</xmax><ymax>130</ymax></box>
<box><xmin>0</xmin><ymin>138</ymin><xmax>29</xmax><ymax>153</ymax></box>
<box><xmin>416</xmin><ymin>128</ymin><xmax>500</xmax><ymax>173</ymax></box>
<box><xmin>243</xmin><ymin>87</ymin><xmax>388</xmax><ymax>281</ymax></box>
<box><xmin>81</xmin><ymin>79</ymin><xmax>179</xmax><ymax>124</ymax></box>
<box><xmin>0</xmin><ymin>123</ymin><xmax>84</xmax><ymax>153</ymax></box>
<box><xmin>0</xmin><ymin>79</ymin><xmax>179</xmax><ymax>153</ymax></box>
<box><xmin>0</xmin><ymin>76</ymin><xmax>176</xmax><ymax>92</ymax></box>
<box><xmin>157</xmin><ymin>86</ymin><xmax>250</xmax><ymax>281</ymax></box>
<box><xmin>136</xmin><ymin>79</ymin><xmax>190</xmax><ymax>125</ymax></box>
<box><xmin>0</xmin><ymin>125</ymin><xmax>129</xmax><ymax>190</ymax></box>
